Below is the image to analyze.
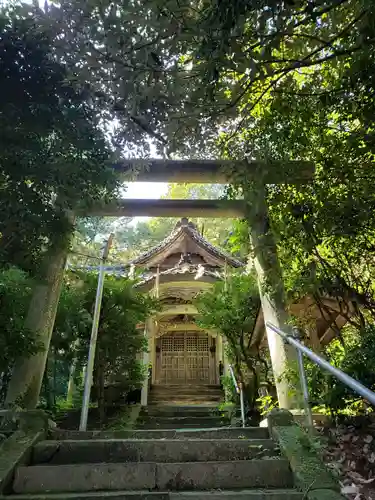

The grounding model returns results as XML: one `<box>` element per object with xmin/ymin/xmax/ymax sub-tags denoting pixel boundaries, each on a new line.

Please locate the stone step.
<box><xmin>138</xmin><ymin>416</ymin><xmax>226</xmax><ymax>426</ymax></box>
<box><xmin>0</xmin><ymin>489</ymin><xmax>304</xmax><ymax>499</ymax></box>
<box><xmin>13</xmin><ymin>459</ymin><xmax>293</xmax><ymax>494</ymax></box>
<box><xmin>137</xmin><ymin>422</ymin><xmax>225</xmax><ymax>430</ymax></box>
<box><xmin>149</xmin><ymin>395</ymin><xmax>222</xmax><ymax>403</ymax></box>
<box><xmin>143</xmin><ymin>406</ymin><xmax>221</xmax><ymax>418</ymax></box>
<box><xmin>150</xmin><ymin>388</ymin><xmax>222</xmax><ymax>391</ymax></box>
<box><xmin>149</xmin><ymin>392</ymin><xmax>222</xmax><ymax>397</ymax></box>
<box><xmin>148</xmin><ymin>400</ymin><xmax>222</xmax><ymax>406</ymax></box>
<box><xmin>151</xmin><ymin>385</ymin><xmax>221</xmax><ymax>391</ymax></box>
<box><xmin>150</xmin><ymin>389</ymin><xmax>222</xmax><ymax>395</ymax></box>
<box><xmin>32</xmin><ymin>439</ymin><xmax>277</xmax><ymax>465</ymax></box>
<box><xmin>51</xmin><ymin>427</ymin><xmax>269</xmax><ymax>441</ymax></box>
<box><xmin>140</xmin><ymin>415</ymin><xmax>222</xmax><ymax>422</ymax></box>
<box><xmin>142</xmin><ymin>411</ymin><xmax>220</xmax><ymax>419</ymax></box>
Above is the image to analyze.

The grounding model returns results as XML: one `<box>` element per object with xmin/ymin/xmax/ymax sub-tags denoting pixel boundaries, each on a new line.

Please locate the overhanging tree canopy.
<box><xmin>26</xmin><ymin>0</ymin><xmax>375</xmax><ymax>157</ymax></box>
<box><xmin>0</xmin><ymin>9</ymin><xmax>117</xmax><ymax>272</ymax></box>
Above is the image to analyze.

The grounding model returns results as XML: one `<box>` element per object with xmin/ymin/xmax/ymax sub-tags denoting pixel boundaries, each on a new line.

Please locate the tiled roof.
<box><xmin>130</xmin><ymin>218</ymin><xmax>243</xmax><ymax>268</ymax></box>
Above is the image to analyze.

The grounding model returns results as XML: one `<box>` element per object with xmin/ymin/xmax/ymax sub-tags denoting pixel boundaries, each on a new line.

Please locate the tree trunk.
<box><xmin>5</xmin><ymin>243</ymin><xmax>69</xmax><ymax>409</ymax></box>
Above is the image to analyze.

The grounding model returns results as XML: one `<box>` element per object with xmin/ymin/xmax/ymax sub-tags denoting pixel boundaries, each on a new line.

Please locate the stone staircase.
<box><xmin>1</xmin><ymin>423</ymin><xmax>304</xmax><ymax>499</ymax></box>
<box><xmin>148</xmin><ymin>385</ymin><xmax>223</xmax><ymax>405</ymax></box>
<box><xmin>137</xmin><ymin>404</ymin><xmax>228</xmax><ymax>429</ymax></box>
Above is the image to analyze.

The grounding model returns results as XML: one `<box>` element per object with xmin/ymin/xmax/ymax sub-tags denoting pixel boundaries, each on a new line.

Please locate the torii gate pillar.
<box><xmin>246</xmin><ymin>184</ymin><xmax>300</xmax><ymax>410</ymax></box>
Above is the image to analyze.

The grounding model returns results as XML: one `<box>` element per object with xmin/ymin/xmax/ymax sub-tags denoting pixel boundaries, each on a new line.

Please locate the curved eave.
<box><xmin>130</xmin><ymin>229</ymin><xmax>182</xmax><ymax>266</ymax></box>
<box><xmin>129</xmin><ymin>225</ymin><xmax>243</xmax><ymax>268</ymax></box>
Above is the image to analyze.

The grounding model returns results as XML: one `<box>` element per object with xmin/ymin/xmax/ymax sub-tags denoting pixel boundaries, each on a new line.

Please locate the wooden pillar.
<box><xmin>217</xmin><ymin>334</ymin><xmax>223</xmax><ymax>360</ymax></box>
<box><xmin>246</xmin><ymin>184</ymin><xmax>300</xmax><ymax>409</ymax></box>
<box><xmin>152</xmin><ymin>320</ymin><xmax>158</xmax><ymax>384</ymax></box>
<box><xmin>140</xmin><ymin>347</ymin><xmax>149</xmax><ymax>406</ymax></box>
<box><xmin>152</xmin><ymin>336</ymin><xmax>157</xmax><ymax>384</ymax></box>
<box><xmin>216</xmin><ymin>334</ymin><xmax>223</xmax><ymax>385</ymax></box>
<box><xmin>149</xmin><ymin>336</ymin><xmax>155</xmax><ymax>384</ymax></box>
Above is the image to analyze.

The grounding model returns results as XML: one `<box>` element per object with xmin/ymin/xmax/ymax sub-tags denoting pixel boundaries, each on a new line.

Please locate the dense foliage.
<box><xmin>19</xmin><ymin>0</ymin><xmax>372</xmax><ymax>157</ymax></box>
<box><xmin>0</xmin><ymin>9</ymin><xmax>117</xmax><ymax>274</ymax></box>
<box><xmin>284</xmin><ymin>325</ymin><xmax>375</xmax><ymax>419</ymax></box>
<box><xmin>195</xmin><ymin>273</ymin><xmax>268</xmax><ymax>407</ymax></box>
<box><xmin>45</xmin><ymin>272</ymin><xmax>158</xmax><ymax>419</ymax></box>
<box><xmin>0</xmin><ymin>266</ymin><xmax>156</xmax><ymax>416</ymax></box>
<box><xmin>0</xmin><ymin>268</ymin><xmax>38</xmax><ymax>404</ymax></box>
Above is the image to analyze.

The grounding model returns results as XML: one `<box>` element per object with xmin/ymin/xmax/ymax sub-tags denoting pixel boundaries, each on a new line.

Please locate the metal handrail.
<box><xmin>229</xmin><ymin>365</ymin><xmax>246</xmax><ymax>428</ymax></box>
<box><xmin>266</xmin><ymin>321</ymin><xmax>375</xmax><ymax>428</ymax></box>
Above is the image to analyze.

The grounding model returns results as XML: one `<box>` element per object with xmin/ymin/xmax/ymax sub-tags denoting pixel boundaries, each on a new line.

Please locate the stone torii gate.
<box><xmin>5</xmin><ymin>159</ymin><xmax>313</xmax><ymax>410</ymax></box>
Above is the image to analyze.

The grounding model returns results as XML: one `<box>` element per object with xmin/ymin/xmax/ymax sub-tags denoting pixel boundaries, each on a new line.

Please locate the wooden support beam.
<box><xmin>159</xmin><ymin>322</ymin><xmax>203</xmax><ymax>332</ymax></box>
<box><xmin>83</xmin><ymin>199</ymin><xmax>245</xmax><ymax>218</ymax></box>
<box><xmin>157</xmin><ymin>305</ymin><xmax>198</xmax><ymax>317</ymax></box>
<box><xmin>113</xmin><ymin>159</ymin><xmax>314</xmax><ymax>184</ymax></box>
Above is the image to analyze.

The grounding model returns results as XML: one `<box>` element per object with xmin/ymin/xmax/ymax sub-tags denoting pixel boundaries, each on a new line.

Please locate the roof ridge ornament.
<box><xmin>174</xmin><ymin>217</ymin><xmax>199</xmax><ymax>232</ymax></box>
<box><xmin>173</xmin><ymin>217</ymin><xmax>188</xmax><ymax>230</ymax></box>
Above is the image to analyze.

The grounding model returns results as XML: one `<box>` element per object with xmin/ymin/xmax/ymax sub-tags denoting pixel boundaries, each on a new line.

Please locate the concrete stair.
<box><xmin>148</xmin><ymin>385</ymin><xmax>223</xmax><ymax>406</ymax></box>
<box><xmin>2</xmin><ymin>419</ymin><xmax>303</xmax><ymax>499</ymax></box>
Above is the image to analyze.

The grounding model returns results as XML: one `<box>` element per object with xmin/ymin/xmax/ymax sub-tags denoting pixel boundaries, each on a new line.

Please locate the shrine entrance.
<box><xmin>155</xmin><ymin>332</ymin><xmax>217</xmax><ymax>385</ymax></box>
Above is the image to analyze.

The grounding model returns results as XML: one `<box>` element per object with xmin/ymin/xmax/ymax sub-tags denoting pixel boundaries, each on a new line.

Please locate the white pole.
<box><xmin>239</xmin><ymin>383</ymin><xmax>246</xmax><ymax>428</ymax></box>
<box><xmin>79</xmin><ymin>234</ymin><xmax>113</xmax><ymax>431</ymax></box>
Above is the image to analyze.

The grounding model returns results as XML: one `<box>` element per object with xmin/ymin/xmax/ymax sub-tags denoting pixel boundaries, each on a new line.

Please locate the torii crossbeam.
<box><xmin>113</xmin><ymin>158</ymin><xmax>314</xmax><ymax>183</ymax></box>
<box><xmin>85</xmin><ymin>159</ymin><xmax>314</xmax><ymax>217</ymax></box>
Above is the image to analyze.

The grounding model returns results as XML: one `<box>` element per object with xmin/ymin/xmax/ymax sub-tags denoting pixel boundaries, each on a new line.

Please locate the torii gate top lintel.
<box><xmin>83</xmin><ymin>159</ymin><xmax>314</xmax><ymax>217</ymax></box>
<box><xmin>114</xmin><ymin>159</ymin><xmax>314</xmax><ymax>184</ymax></box>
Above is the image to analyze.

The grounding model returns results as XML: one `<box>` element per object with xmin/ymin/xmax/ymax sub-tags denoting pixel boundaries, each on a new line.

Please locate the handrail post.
<box><xmin>229</xmin><ymin>364</ymin><xmax>246</xmax><ymax>428</ymax></box>
<box><xmin>296</xmin><ymin>349</ymin><xmax>314</xmax><ymax>431</ymax></box>
<box><xmin>239</xmin><ymin>382</ymin><xmax>246</xmax><ymax>428</ymax></box>
<box><xmin>228</xmin><ymin>364</ymin><xmax>239</xmax><ymax>394</ymax></box>
<box><xmin>291</xmin><ymin>328</ymin><xmax>314</xmax><ymax>431</ymax></box>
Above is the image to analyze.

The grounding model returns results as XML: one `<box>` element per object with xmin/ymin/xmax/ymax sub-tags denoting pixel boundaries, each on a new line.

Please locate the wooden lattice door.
<box><xmin>186</xmin><ymin>334</ymin><xmax>210</xmax><ymax>384</ymax></box>
<box><xmin>157</xmin><ymin>332</ymin><xmax>213</xmax><ymax>384</ymax></box>
<box><xmin>160</xmin><ymin>334</ymin><xmax>185</xmax><ymax>384</ymax></box>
